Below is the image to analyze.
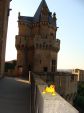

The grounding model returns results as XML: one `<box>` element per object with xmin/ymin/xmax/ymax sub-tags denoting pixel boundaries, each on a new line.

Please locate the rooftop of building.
<box><xmin>18</xmin><ymin>0</ymin><xmax>56</xmax><ymax>27</ymax></box>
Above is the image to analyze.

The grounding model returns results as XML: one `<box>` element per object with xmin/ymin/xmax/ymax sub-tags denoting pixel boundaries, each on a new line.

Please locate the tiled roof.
<box><xmin>34</xmin><ymin>0</ymin><xmax>50</xmax><ymax>22</ymax></box>
<box><xmin>19</xmin><ymin>16</ymin><xmax>33</xmax><ymax>23</ymax></box>
<box><xmin>18</xmin><ymin>0</ymin><xmax>56</xmax><ymax>27</ymax></box>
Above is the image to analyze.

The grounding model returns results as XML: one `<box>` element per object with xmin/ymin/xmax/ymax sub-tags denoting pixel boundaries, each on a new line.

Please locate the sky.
<box><xmin>5</xmin><ymin>0</ymin><xmax>84</xmax><ymax>69</ymax></box>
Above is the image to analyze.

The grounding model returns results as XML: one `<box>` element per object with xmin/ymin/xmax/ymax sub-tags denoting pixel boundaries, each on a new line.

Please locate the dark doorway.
<box><xmin>43</xmin><ymin>67</ymin><xmax>48</xmax><ymax>72</ymax></box>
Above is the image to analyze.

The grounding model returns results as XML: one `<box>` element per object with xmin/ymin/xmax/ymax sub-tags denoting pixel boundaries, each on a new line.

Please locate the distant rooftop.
<box><xmin>57</xmin><ymin>69</ymin><xmax>73</xmax><ymax>73</ymax></box>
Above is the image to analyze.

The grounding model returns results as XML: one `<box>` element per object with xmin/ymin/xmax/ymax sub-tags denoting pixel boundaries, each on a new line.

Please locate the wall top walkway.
<box><xmin>0</xmin><ymin>77</ymin><xmax>31</xmax><ymax>113</ymax></box>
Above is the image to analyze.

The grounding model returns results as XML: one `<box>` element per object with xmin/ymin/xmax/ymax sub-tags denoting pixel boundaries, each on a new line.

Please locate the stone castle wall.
<box><xmin>0</xmin><ymin>0</ymin><xmax>11</xmax><ymax>75</ymax></box>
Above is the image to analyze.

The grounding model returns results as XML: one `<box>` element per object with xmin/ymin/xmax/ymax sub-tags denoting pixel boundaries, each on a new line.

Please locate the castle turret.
<box><xmin>15</xmin><ymin>0</ymin><xmax>60</xmax><ymax>76</ymax></box>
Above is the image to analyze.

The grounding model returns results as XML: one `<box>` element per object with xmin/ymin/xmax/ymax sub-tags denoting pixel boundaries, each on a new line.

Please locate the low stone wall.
<box><xmin>31</xmin><ymin>74</ymin><xmax>79</xmax><ymax>113</ymax></box>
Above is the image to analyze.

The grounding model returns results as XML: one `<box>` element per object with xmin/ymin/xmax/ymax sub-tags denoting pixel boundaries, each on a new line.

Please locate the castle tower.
<box><xmin>0</xmin><ymin>0</ymin><xmax>12</xmax><ymax>76</ymax></box>
<box><xmin>15</xmin><ymin>0</ymin><xmax>60</xmax><ymax>76</ymax></box>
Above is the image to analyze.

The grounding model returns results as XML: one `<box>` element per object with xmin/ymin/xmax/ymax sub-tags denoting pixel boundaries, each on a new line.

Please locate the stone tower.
<box><xmin>0</xmin><ymin>0</ymin><xmax>12</xmax><ymax>76</ymax></box>
<box><xmin>15</xmin><ymin>0</ymin><xmax>60</xmax><ymax>75</ymax></box>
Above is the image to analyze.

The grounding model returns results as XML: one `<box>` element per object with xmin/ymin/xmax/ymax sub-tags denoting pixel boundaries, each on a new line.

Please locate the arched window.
<box><xmin>51</xmin><ymin>60</ymin><xmax>56</xmax><ymax>72</ymax></box>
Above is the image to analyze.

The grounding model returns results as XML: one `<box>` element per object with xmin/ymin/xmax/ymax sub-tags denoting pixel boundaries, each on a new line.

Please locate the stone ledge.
<box><xmin>33</xmin><ymin>75</ymin><xmax>79</xmax><ymax>113</ymax></box>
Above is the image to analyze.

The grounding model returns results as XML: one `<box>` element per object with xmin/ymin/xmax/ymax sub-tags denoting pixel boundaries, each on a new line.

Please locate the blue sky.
<box><xmin>5</xmin><ymin>0</ymin><xmax>84</xmax><ymax>69</ymax></box>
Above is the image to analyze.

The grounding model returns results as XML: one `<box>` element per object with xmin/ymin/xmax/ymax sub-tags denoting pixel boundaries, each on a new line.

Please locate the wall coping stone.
<box><xmin>33</xmin><ymin>75</ymin><xmax>79</xmax><ymax>113</ymax></box>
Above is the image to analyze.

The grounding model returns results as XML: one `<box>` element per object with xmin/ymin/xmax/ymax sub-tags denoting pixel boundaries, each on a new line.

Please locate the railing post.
<box><xmin>29</xmin><ymin>71</ymin><xmax>31</xmax><ymax>83</ymax></box>
<box><xmin>30</xmin><ymin>72</ymin><xmax>35</xmax><ymax>113</ymax></box>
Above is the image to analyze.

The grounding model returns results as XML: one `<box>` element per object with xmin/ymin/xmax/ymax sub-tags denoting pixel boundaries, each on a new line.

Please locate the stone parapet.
<box><xmin>31</xmin><ymin>74</ymin><xmax>79</xmax><ymax>113</ymax></box>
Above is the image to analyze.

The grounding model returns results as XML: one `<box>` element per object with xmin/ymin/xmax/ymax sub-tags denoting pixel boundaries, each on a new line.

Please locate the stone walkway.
<box><xmin>0</xmin><ymin>77</ymin><xmax>31</xmax><ymax>113</ymax></box>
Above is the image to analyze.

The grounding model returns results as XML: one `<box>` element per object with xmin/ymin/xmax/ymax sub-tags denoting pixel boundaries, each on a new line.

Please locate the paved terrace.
<box><xmin>0</xmin><ymin>77</ymin><xmax>31</xmax><ymax>113</ymax></box>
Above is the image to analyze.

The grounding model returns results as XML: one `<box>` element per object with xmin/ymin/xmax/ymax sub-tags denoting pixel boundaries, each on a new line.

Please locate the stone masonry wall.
<box><xmin>31</xmin><ymin>73</ymin><xmax>79</xmax><ymax>113</ymax></box>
